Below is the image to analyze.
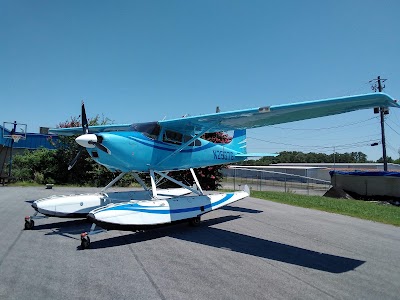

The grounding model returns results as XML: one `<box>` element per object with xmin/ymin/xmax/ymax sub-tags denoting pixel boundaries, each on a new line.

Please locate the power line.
<box><xmin>386</xmin><ymin>142</ymin><xmax>398</xmax><ymax>154</ymax></box>
<box><xmin>263</xmin><ymin>118</ymin><xmax>381</xmax><ymax>143</ymax></box>
<box><xmin>248</xmin><ymin>136</ymin><xmax>378</xmax><ymax>152</ymax></box>
<box><xmin>287</xmin><ymin>133</ymin><xmax>381</xmax><ymax>143</ymax></box>
<box><xmin>386</xmin><ymin>117</ymin><xmax>400</xmax><ymax>131</ymax></box>
<box><xmin>269</xmin><ymin>116</ymin><xmax>378</xmax><ymax>131</ymax></box>
<box><xmin>385</xmin><ymin>121</ymin><xmax>400</xmax><ymax>136</ymax></box>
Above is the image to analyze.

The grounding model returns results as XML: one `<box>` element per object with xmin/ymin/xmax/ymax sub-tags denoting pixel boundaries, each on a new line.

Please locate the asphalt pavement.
<box><xmin>0</xmin><ymin>186</ymin><xmax>399</xmax><ymax>300</ymax></box>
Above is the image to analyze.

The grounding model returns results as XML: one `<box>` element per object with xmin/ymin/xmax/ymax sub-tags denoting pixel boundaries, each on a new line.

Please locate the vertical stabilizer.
<box><xmin>227</xmin><ymin>130</ymin><xmax>247</xmax><ymax>154</ymax></box>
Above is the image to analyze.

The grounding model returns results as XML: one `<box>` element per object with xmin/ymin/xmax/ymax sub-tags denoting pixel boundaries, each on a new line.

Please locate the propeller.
<box><xmin>81</xmin><ymin>101</ymin><xmax>89</xmax><ymax>134</ymax></box>
<box><xmin>67</xmin><ymin>102</ymin><xmax>111</xmax><ymax>170</ymax></box>
<box><xmin>87</xmin><ymin>135</ymin><xmax>111</xmax><ymax>154</ymax></box>
<box><xmin>68</xmin><ymin>148</ymin><xmax>83</xmax><ymax>170</ymax></box>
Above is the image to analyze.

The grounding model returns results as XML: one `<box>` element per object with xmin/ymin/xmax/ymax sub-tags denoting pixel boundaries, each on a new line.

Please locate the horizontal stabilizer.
<box><xmin>235</xmin><ymin>153</ymin><xmax>278</xmax><ymax>158</ymax></box>
<box><xmin>243</xmin><ymin>184</ymin><xmax>250</xmax><ymax>196</ymax></box>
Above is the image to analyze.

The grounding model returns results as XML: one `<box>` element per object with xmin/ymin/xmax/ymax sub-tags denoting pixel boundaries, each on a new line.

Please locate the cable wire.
<box><xmin>268</xmin><ymin>116</ymin><xmax>378</xmax><ymax>131</ymax></box>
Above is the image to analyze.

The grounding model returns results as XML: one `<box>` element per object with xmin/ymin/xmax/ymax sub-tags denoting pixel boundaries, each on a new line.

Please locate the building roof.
<box><xmin>0</xmin><ymin>125</ymin><xmax>58</xmax><ymax>150</ymax></box>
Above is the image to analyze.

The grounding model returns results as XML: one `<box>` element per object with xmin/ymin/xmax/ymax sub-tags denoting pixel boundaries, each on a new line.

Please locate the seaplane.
<box><xmin>25</xmin><ymin>92</ymin><xmax>399</xmax><ymax>249</ymax></box>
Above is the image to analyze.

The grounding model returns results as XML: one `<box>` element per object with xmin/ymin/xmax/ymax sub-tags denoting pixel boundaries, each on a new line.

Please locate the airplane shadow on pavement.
<box><xmin>84</xmin><ymin>214</ymin><xmax>365</xmax><ymax>274</ymax></box>
<box><xmin>220</xmin><ymin>206</ymin><xmax>262</xmax><ymax>214</ymax></box>
<box><xmin>31</xmin><ymin>219</ymin><xmax>92</xmax><ymax>240</ymax></box>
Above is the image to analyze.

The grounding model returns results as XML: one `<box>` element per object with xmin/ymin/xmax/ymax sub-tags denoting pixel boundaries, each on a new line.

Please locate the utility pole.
<box><xmin>370</xmin><ymin>76</ymin><xmax>388</xmax><ymax>171</ymax></box>
<box><xmin>333</xmin><ymin>146</ymin><xmax>336</xmax><ymax>170</ymax></box>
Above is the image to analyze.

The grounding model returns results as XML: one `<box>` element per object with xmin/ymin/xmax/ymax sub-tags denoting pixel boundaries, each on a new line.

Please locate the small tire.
<box><xmin>81</xmin><ymin>236</ymin><xmax>91</xmax><ymax>250</ymax></box>
<box><xmin>24</xmin><ymin>219</ymin><xmax>34</xmax><ymax>230</ymax></box>
<box><xmin>189</xmin><ymin>216</ymin><xmax>201</xmax><ymax>227</ymax></box>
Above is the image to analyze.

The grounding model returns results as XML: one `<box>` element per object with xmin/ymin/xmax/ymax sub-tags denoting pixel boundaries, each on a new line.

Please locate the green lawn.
<box><xmin>249</xmin><ymin>190</ymin><xmax>400</xmax><ymax>227</ymax></box>
<box><xmin>9</xmin><ymin>181</ymin><xmax>43</xmax><ymax>187</ymax></box>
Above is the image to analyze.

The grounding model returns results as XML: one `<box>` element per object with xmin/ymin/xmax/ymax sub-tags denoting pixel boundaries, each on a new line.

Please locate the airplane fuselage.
<box><xmin>87</xmin><ymin>131</ymin><xmax>246</xmax><ymax>172</ymax></box>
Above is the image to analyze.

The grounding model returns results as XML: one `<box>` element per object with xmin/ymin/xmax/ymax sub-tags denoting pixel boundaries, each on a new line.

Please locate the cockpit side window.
<box><xmin>160</xmin><ymin>128</ymin><xmax>202</xmax><ymax>146</ymax></box>
<box><xmin>130</xmin><ymin>122</ymin><xmax>160</xmax><ymax>140</ymax></box>
<box><xmin>163</xmin><ymin>130</ymin><xmax>183</xmax><ymax>145</ymax></box>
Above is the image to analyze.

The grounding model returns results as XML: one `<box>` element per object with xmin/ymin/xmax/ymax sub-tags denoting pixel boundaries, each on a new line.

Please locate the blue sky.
<box><xmin>1</xmin><ymin>0</ymin><xmax>400</xmax><ymax>161</ymax></box>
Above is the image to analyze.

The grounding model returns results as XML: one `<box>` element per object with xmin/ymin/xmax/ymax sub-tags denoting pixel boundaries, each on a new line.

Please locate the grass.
<box><xmin>8</xmin><ymin>181</ymin><xmax>84</xmax><ymax>187</ymax></box>
<box><xmin>8</xmin><ymin>181</ymin><xmax>43</xmax><ymax>187</ymax></box>
<box><xmin>248</xmin><ymin>190</ymin><xmax>400</xmax><ymax>227</ymax></box>
<box><xmin>8</xmin><ymin>181</ymin><xmax>143</xmax><ymax>188</ymax></box>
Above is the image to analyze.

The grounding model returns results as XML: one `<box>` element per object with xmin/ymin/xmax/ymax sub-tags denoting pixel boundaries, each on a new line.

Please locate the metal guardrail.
<box><xmin>221</xmin><ymin>167</ymin><xmax>331</xmax><ymax>196</ymax></box>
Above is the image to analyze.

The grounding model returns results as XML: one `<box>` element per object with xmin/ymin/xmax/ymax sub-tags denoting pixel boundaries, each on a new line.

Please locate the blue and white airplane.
<box><xmin>26</xmin><ymin>92</ymin><xmax>399</xmax><ymax>249</ymax></box>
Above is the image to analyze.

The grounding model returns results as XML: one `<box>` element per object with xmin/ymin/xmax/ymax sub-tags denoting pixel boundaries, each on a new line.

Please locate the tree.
<box><xmin>12</xmin><ymin>114</ymin><xmax>118</xmax><ymax>186</ymax></box>
<box><xmin>237</xmin><ymin>150</ymin><xmax>371</xmax><ymax>165</ymax></box>
<box><xmin>377</xmin><ymin>156</ymin><xmax>394</xmax><ymax>163</ymax></box>
<box><xmin>200</xmin><ymin>131</ymin><xmax>232</xmax><ymax>190</ymax></box>
<box><xmin>352</xmin><ymin>152</ymin><xmax>368</xmax><ymax>163</ymax></box>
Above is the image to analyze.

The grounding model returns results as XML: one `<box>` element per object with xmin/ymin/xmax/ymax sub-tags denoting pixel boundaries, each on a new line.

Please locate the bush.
<box><xmin>34</xmin><ymin>172</ymin><xmax>45</xmax><ymax>184</ymax></box>
<box><xmin>12</xmin><ymin>149</ymin><xmax>57</xmax><ymax>183</ymax></box>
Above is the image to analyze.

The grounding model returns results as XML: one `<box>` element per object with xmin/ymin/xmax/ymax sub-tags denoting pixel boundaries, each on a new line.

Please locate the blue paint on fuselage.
<box><xmin>87</xmin><ymin>131</ymin><xmax>246</xmax><ymax>172</ymax></box>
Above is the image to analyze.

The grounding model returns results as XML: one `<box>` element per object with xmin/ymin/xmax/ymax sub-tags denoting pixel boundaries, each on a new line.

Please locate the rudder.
<box><xmin>227</xmin><ymin>130</ymin><xmax>247</xmax><ymax>154</ymax></box>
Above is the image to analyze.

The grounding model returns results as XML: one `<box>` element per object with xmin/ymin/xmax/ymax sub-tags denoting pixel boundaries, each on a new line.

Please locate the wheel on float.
<box><xmin>24</xmin><ymin>219</ymin><xmax>34</xmax><ymax>230</ymax></box>
<box><xmin>80</xmin><ymin>235</ymin><xmax>91</xmax><ymax>249</ymax></box>
<box><xmin>189</xmin><ymin>216</ymin><xmax>201</xmax><ymax>227</ymax></box>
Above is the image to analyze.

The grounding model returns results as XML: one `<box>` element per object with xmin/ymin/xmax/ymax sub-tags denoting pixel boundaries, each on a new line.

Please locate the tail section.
<box><xmin>227</xmin><ymin>130</ymin><xmax>247</xmax><ymax>154</ymax></box>
<box><xmin>228</xmin><ymin>129</ymin><xmax>278</xmax><ymax>158</ymax></box>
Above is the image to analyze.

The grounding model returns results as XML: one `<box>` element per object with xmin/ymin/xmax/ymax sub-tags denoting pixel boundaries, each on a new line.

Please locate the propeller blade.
<box><xmin>68</xmin><ymin>103</ymin><xmax>94</xmax><ymax>171</ymax></box>
<box><xmin>81</xmin><ymin>101</ymin><xmax>89</xmax><ymax>134</ymax></box>
<box><xmin>87</xmin><ymin>140</ymin><xmax>111</xmax><ymax>154</ymax></box>
<box><xmin>68</xmin><ymin>148</ymin><xmax>82</xmax><ymax>170</ymax></box>
<box><xmin>92</xmin><ymin>134</ymin><xmax>111</xmax><ymax>154</ymax></box>
<box><xmin>94</xmin><ymin>142</ymin><xmax>111</xmax><ymax>154</ymax></box>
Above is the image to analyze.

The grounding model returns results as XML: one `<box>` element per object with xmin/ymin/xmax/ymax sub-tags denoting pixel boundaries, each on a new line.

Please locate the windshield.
<box><xmin>130</xmin><ymin>122</ymin><xmax>160</xmax><ymax>140</ymax></box>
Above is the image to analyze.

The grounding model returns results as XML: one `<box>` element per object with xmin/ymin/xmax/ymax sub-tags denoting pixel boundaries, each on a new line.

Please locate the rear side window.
<box><xmin>163</xmin><ymin>130</ymin><xmax>183</xmax><ymax>145</ymax></box>
<box><xmin>183</xmin><ymin>135</ymin><xmax>202</xmax><ymax>146</ymax></box>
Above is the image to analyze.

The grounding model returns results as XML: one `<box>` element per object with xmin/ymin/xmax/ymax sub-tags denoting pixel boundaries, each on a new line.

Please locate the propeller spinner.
<box><xmin>67</xmin><ymin>102</ymin><xmax>111</xmax><ymax>170</ymax></box>
<box><xmin>75</xmin><ymin>134</ymin><xmax>111</xmax><ymax>154</ymax></box>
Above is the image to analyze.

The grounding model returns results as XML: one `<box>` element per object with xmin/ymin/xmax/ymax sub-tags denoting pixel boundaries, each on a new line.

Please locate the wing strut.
<box><xmin>100</xmin><ymin>171</ymin><xmax>154</xmax><ymax>199</ymax></box>
<box><xmin>149</xmin><ymin>169</ymin><xmax>205</xmax><ymax>199</ymax></box>
<box><xmin>131</xmin><ymin>172</ymin><xmax>151</xmax><ymax>192</ymax></box>
<box><xmin>100</xmin><ymin>172</ymin><xmax>126</xmax><ymax>193</ymax></box>
<box><xmin>190</xmin><ymin>168</ymin><xmax>204</xmax><ymax>195</ymax></box>
<box><xmin>149</xmin><ymin>170</ymin><xmax>158</xmax><ymax>198</ymax></box>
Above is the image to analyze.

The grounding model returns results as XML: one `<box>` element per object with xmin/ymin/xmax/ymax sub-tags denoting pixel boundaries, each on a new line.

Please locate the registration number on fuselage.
<box><xmin>213</xmin><ymin>150</ymin><xmax>234</xmax><ymax>160</ymax></box>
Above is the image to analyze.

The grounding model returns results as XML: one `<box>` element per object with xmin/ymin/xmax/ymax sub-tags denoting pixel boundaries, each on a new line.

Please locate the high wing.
<box><xmin>49</xmin><ymin>93</ymin><xmax>398</xmax><ymax>136</ymax></box>
<box><xmin>159</xmin><ymin>93</ymin><xmax>399</xmax><ymax>135</ymax></box>
<box><xmin>49</xmin><ymin>124</ymin><xmax>132</xmax><ymax>136</ymax></box>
